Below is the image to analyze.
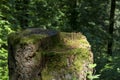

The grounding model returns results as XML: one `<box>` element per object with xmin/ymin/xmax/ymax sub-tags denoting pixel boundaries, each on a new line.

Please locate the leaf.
<box><xmin>88</xmin><ymin>64</ymin><xmax>97</xmax><ymax>69</ymax></box>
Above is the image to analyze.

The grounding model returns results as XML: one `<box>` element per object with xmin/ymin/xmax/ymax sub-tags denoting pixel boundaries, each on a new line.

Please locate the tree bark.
<box><xmin>108</xmin><ymin>0</ymin><xmax>116</xmax><ymax>55</ymax></box>
<box><xmin>67</xmin><ymin>0</ymin><xmax>78</xmax><ymax>31</ymax></box>
<box><xmin>8</xmin><ymin>28</ymin><xmax>93</xmax><ymax>80</ymax></box>
<box><xmin>15</xmin><ymin>0</ymin><xmax>29</xmax><ymax>29</ymax></box>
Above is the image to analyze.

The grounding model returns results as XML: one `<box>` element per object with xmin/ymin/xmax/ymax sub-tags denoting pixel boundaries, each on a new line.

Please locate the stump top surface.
<box><xmin>8</xmin><ymin>28</ymin><xmax>59</xmax><ymax>45</ymax></box>
<box><xmin>23</xmin><ymin>28</ymin><xmax>58</xmax><ymax>36</ymax></box>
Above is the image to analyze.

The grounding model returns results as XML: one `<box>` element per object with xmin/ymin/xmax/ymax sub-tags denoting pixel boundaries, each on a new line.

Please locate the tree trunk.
<box><xmin>8</xmin><ymin>28</ymin><xmax>93</xmax><ymax>80</ymax></box>
<box><xmin>15</xmin><ymin>0</ymin><xmax>29</xmax><ymax>29</ymax></box>
<box><xmin>67</xmin><ymin>0</ymin><xmax>78</xmax><ymax>31</ymax></box>
<box><xmin>108</xmin><ymin>0</ymin><xmax>116</xmax><ymax>55</ymax></box>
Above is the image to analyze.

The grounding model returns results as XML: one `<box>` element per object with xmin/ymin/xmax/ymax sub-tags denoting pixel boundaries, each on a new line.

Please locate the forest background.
<box><xmin>0</xmin><ymin>0</ymin><xmax>120</xmax><ymax>80</ymax></box>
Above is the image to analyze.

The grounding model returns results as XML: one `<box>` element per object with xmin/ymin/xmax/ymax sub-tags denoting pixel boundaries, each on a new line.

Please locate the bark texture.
<box><xmin>108</xmin><ymin>0</ymin><xmax>116</xmax><ymax>55</ymax></box>
<box><xmin>8</xmin><ymin>28</ymin><xmax>93</xmax><ymax>80</ymax></box>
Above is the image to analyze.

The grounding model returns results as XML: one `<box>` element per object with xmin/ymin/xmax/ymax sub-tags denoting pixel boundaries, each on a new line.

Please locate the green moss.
<box><xmin>34</xmin><ymin>51</ymin><xmax>42</xmax><ymax>64</ymax></box>
<box><xmin>20</xmin><ymin>34</ymin><xmax>47</xmax><ymax>44</ymax></box>
<box><xmin>42</xmin><ymin>47</ymin><xmax>89</xmax><ymax>72</ymax></box>
<box><xmin>41</xmin><ymin>46</ymin><xmax>90</xmax><ymax>79</ymax></box>
<box><xmin>47</xmin><ymin>53</ymin><xmax>67</xmax><ymax>70</ymax></box>
<box><xmin>8</xmin><ymin>32</ymin><xmax>21</xmax><ymax>46</ymax></box>
<box><xmin>42</xmin><ymin>69</ymin><xmax>54</xmax><ymax>80</ymax></box>
<box><xmin>8</xmin><ymin>30</ymin><xmax>48</xmax><ymax>48</ymax></box>
<box><xmin>40</xmin><ymin>33</ymin><xmax>89</xmax><ymax>72</ymax></box>
<box><xmin>41</xmin><ymin>32</ymin><xmax>91</xmax><ymax>79</ymax></box>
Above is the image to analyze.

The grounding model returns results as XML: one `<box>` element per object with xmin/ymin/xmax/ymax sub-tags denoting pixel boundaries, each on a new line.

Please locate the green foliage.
<box><xmin>98</xmin><ymin>55</ymin><xmax>120</xmax><ymax>80</ymax></box>
<box><xmin>0</xmin><ymin>15</ymin><xmax>14</xmax><ymax>79</ymax></box>
<box><xmin>0</xmin><ymin>48</ymin><xmax>8</xmax><ymax>80</ymax></box>
<box><xmin>0</xmin><ymin>0</ymin><xmax>120</xmax><ymax>79</ymax></box>
<box><xmin>87</xmin><ymin>64</ymin><xmax>100</xmax><ymax>80</ymax></box>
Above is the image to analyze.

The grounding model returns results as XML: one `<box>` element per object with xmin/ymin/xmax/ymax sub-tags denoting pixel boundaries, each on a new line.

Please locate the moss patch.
<box><xmin>41</xmin><ymin>32</ymin><xmax>92</xmax><ymax>79</ymax></box>
<box><xmin>20</xmin><ymin>34</ymin><xmax>47</xmax><ymax>44</ymax></box>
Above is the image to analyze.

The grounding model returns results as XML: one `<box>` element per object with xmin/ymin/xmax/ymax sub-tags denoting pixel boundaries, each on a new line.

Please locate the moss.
<box><xmin>42</xmin><ymin>69</ymin><xmax>54</xmax><ymax>80</ymax></box>
<box><xmin>41</xmin><ymin>32</ymin><xmax>91</xmax><ymax>79</ymax></box>
<box><xmin>8</xmin><ymin>30</ymin><xmax>48</xmax><ymax>48</ymax></box>
<box><xmin>41</xmin><ymin>48</ymin><xmax>90</xmax><ymax>79</ymax></box>
<box><xmin>8</xmin><ymin>32</ymin><xmax>21</xmax><ymax>47</ymax></box>
<box><xmin>42</xmin><ymin>46</ymin><xmax>90</xmax><ymax>75</ymax></box>
<box><xmin>46</xmin><ymin>32</ymin><xmax>90</xmax><ymax>79</ymax></box>
<box><xmin>20</xmin><ymin>34</ymin><xmax>47</xmax><ymax>44</ymax></box>
<box><xmin>33</xmin><ymin>51</ymin><xmax>42</xmax><ymax>64</ymax></box>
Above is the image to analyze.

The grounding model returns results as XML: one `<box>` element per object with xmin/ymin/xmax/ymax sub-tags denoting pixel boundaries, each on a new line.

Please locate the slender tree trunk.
<box><xmin>22</xmin><ymin>0</ymin><xmax>29</xmax><ymax>29</ymax></box>
<box><xmin>108</xmin><ymin>0</ymin><xmax>116</xmax><ymax>55</ymax></box>
<box><xmin>67</xmin><ymin>0</ymin><xmax>78</xmax><ymax>31</ymax></box>
<box><xmin>70</xmin><ymin>0</ymin><xmax>77</xmax><ymax>31</ymax></box>
<box><xmin>15</xmin><ymin>0</ymin><xmax>29</xmax><ymax>29</ymax></box>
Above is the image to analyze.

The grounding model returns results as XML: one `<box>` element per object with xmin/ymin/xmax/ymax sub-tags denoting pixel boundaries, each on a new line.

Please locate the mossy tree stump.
<box><xmin>8</xmin><ymin>28</ymin><xmax>93</xmax><ymax>80</ymax></box>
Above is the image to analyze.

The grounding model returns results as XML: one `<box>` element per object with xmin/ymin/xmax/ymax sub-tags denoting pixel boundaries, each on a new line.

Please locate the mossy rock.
<box><xmin>8</xmin><ymin>28</ymin><xmax>93</xmax><ymax>80</ymax></box>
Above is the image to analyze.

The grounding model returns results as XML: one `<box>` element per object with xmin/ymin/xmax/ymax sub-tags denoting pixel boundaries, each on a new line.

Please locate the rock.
<box><xmin>8</xmin><ymin>28</ymin><xmax>93</xmax><ymax>80</ymax></box>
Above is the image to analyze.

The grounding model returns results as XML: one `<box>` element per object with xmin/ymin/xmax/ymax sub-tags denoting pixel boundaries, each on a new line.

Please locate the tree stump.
<box><xmin>8</xmin><ymin>28</ymin><xmax>93</xmax><ymax>80</ymax></box>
